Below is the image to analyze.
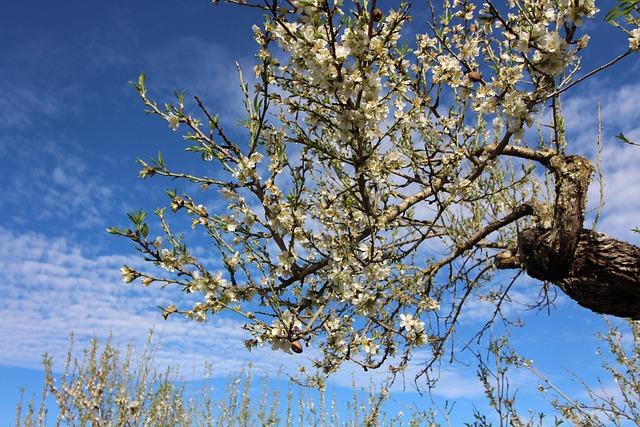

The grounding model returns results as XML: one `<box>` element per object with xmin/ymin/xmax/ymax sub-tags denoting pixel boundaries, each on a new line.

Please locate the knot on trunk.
<box><xmin>518</xmin><ymin>155</ymin><xmax>593</xmax><ymax>281</ymax></box>
<box><xmin>518</xmin><ymin>227</ymin><xmax>574</xmax><ymax>281</ymax></box>
<box><xmin>513</xmin><ymin>154</ymin><xmax>640</xmax><ymax>319</ymax></box>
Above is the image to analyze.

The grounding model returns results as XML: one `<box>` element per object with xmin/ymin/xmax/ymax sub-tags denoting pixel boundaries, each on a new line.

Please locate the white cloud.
<box><xmin>0</xmin><ymin>81</ymin><xmax>72</xmax><ymax>131</ymax></box>
<box><xmin>0</xmin><ymin>220</ymin><xmax>500</xmax><ymax>406</ymax></box>
<box><xmin>0</xmin><ymin>226</ymin><xmax>306</xmax><ymax>379</ymax></box>
<box><xmin>412</xmin><ymin>363</ymin><xmax>485</xmax><ymax>400</ymax></box>
<box><xmin>559</xmin><ymin>79</ymin><xmax>640</xmax><ymax>243</ymax></box>
<box><xmin>2</xmin><ymin>138</ymin><xmax>116</xmax><ymax>230</ymax></box>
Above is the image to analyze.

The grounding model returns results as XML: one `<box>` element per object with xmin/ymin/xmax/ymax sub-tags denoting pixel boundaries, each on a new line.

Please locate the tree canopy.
<box><xmin>109</xmin><ymin>0</ymin><xmax>640</xmax><ymax>384</ymax></box>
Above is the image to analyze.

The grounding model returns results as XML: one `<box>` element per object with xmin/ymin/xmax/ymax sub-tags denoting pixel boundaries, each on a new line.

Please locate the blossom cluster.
<box><xmin>113</xmin><ymin>0</ymin><xmax>639</xmax><ymax>380</ymax></box>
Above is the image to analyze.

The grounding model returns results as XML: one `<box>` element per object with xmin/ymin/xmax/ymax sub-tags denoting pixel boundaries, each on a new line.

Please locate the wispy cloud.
<box><xmin>560</xmin><ymin>79</ymin><xmax>640</xmax><ymax>243</ymax></box>
<box><xmin>0</xmin><ymin>225</ymin><xmax>301</xmax><ymax>378</ymax></box>
<box><xmin>1</xmin><ymin>138</ymin><xmax>116</xmax><ymax>230</ymax></box>
<box><xmin>0</xmin><ymin>80</ymin><xmax>79</xmax><ymax>132</ymax></box>
<box><xmin>140</xmin><ymin>34</ymin><xmax>252</xmax><ymax>127</ymax></box>
<box><xmin>0</xmin><ymin>221</ymin><xmax>518</xmax><ymax>408</ymax></box>
<box><xmin>0</xmin><ymin>31</ymin><xmax>92</xmax><ymax>134</ymax></box>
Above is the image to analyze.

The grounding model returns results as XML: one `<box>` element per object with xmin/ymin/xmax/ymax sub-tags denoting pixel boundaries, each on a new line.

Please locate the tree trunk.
<box><xmin>511</xmin><ymin>154</ymin><xmax>640</xmax><ymax>319</ymax></box>
<box><xmin>555</xmin><ymin>230</ymin><xmax>640</xmax><ymax>319</ymax></box>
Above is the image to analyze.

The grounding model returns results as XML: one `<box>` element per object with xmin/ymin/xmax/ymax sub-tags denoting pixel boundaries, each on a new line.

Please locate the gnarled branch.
<box><xmin>501</xmin><ymin>153</ymin><xmax>640</xmax><ymax>319</ymax></box>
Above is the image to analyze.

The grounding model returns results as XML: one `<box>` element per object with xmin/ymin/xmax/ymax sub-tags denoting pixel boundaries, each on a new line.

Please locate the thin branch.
<box><xmin>431</xmin><ymin>203</ymin><xmax>535</xmax><ymax>272</ymax></box>
<box><xmin>549</xmin><ymin>50</ymin><xmax>633</xmax><ymax>98</ymax></box>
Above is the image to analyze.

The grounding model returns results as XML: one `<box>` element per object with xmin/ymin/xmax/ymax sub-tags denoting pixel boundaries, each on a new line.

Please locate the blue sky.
<box><xmin>2</xmin><ymin>0</ymin><xmax>640</xmax><ymax>425</ymax></box>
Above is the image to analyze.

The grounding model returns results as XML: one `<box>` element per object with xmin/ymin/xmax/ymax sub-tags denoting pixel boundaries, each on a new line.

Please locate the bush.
<box><xmin>14</xmin><ymin>331</ymin><xmax>434</xmax><ymax>427</ymax></box>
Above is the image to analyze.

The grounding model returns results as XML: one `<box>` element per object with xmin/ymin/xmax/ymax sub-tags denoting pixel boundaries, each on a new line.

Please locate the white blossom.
<box><xmin>561</xmin><ymin>0</ymin><xmax>598</xmax><ymax>25</ymax></box>
<box><xmin>630</xmin><ymin>28</ymin><xmax>640</xmax><ymax>51</ymax></box>
<box><xmin>399</xmin><ymin>313</ymin><xmax>423</xmax><ymax>332</ymax></box>
<box><xmin>166</xmin><ymin>113</ymin><xmax>180</xmax><ymax>131</ymax></box>
<box><xmin>120</xmin><ymin>266</ymin><xmax>137</xmax><ymax>283</ymax></box>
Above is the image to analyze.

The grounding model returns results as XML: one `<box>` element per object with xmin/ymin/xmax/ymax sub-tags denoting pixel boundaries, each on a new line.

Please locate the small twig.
<box><xmin>593</xmin><ymin>101</ymin><xmax>605</xmax><ymax>231</ymax></box>
<box><xmin>549</xmin><ymin>50</ymin><xmax>633</xmax><ymax>98</ymax></box>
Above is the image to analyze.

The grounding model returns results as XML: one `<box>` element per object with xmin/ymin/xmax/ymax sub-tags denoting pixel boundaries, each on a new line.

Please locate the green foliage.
<box><xmin>106</xmin><ymin>209</ymin><xmax>149</xmax><ymax>240</ymax></box>
<box><xmin>614</xmin><ymin>132</ymin><xmax>639</xmax><ymax>146</ymax></box>
<box><xmin>606</xmin><ymin>0</ymin><xmax>640</xmax><ymax>23</ymax></box>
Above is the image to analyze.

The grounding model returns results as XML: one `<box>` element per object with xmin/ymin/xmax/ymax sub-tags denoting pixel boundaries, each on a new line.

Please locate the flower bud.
<box><xmin>467</xmin><ymin>71</ymin><xmax>483</xmax><ymax>83</ymax></box>
<box><xmin>162</xmin><ymin>305</ymin><xmax>177</xmax><ymax>320</ymax></box>
<box><xmin>578</xmin><ymin>34</ymin><xmax>590</xmax><ymax>49</ymax></box>
<box><xmin>291</xmin><ymin>341</ymin><xmax>304</xmax><ymax>354</ymax></box>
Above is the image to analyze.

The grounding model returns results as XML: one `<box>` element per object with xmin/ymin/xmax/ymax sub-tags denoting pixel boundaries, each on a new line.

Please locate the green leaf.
<box><xmin>605</xmin><ymin>0</ymin><xmax>640</xmax><ymax>22</ymax></box>
<box><xmin>127</xmin><ymin>209</ymin><xmax>148</xmax><ymax>227</ymax></box>
<box><xmin>106</xmin><ymin>227</ymin><xmax>124</xmax><ymax>235</ymax></box>
<box><xmin>614</xmin><ymin>132</ymin><xmax>639</xmax><ymax>145</ymax></box>
<box><xmin>175</xmin><ymin>89</ymin><xmax>186</xmax><ymax>109</ymax></box>
<box><xmin>131</xmin><ymin>71</ymin><xmax>147</xmax><ymax>96</ymax></box>
<box><xmin>155</xmin><ymin>150</ymin><xmax>165</xmax><ymax>169</ymax></box>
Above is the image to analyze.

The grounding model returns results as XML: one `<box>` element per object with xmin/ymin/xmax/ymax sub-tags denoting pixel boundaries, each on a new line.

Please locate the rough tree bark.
<box><xmin>501</xmin><ymin>154</ymin><xmax>640</xmax><ymax>319</ymax></box>
<box><xmin>556</xmin><ymin>230</ymin><xmax>640</xmax><ymax>319</ymax></box>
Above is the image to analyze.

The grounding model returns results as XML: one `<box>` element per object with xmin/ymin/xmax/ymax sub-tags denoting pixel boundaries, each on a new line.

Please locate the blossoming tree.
<box><xmin>109</xmin><ymin>0</ymin><xmax>640</xmax><ymax>380</ymax></box>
